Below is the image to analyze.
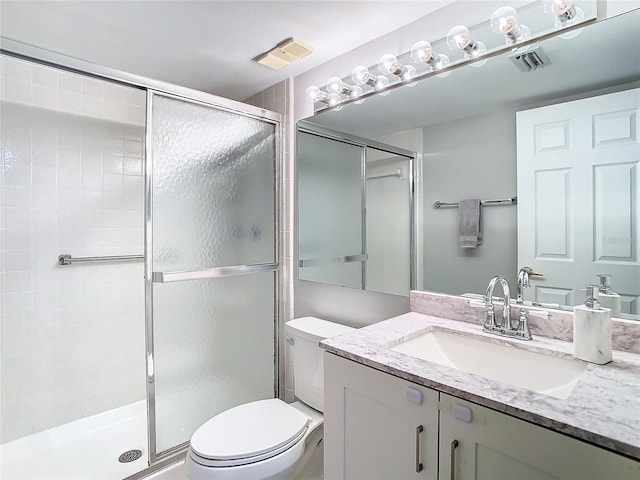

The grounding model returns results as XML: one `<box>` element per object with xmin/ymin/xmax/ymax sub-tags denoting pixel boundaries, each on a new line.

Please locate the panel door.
<box><xmin>324</xmin><ymin>354</ymin><xmax>439</xmax><ymax>480</ymax></box>
<box><xmin>439</xmin><ymin>394</ymin><xmax>639</xmax><ymax>480</ymax></box>
<box><xmin>517</xmin><ymin>88</ymin><xmax>640</xmax><ymax>313</ymax></box>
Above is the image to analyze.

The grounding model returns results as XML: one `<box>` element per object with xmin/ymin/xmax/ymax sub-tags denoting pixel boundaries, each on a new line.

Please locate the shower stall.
<box><xmin>0</xmin><ymin>47</ymin><xmax>282</xmax><ymax>479</ymax></box>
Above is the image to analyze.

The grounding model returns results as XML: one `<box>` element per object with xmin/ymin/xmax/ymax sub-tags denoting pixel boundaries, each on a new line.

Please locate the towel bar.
<box><xmin>434</xmin><ymin>196</ymin><xmax>517</xmax><ymax>209</ymax></box>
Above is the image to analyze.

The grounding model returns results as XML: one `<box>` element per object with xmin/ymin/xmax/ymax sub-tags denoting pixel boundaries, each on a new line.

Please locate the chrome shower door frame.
<box><xmin>0</xmin><ymin>38</ymin><xmax>284</xmax><ymax>475</ymax></box>
<box><xmin>144</xmin><ymin>90</ymin><xmax>282</xmax><ymax>464</ymax></box>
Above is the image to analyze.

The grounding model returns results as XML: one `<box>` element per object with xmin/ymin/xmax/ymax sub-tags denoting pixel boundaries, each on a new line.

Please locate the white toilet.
<box><xmin>184</xmin><ymin>316</ymin><xmax>354</xmax><ymax>479</ymax></box>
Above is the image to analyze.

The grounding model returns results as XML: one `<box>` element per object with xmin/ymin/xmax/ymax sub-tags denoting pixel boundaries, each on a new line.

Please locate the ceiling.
<box><xmin>0</xmin><ymin>0</ymin><xmax>454</xmax><ymax>101</ymax></box>
<box><xmin>306</xmin><ymin>8</ymin><xmax>640</xmax><ymax>138</ymax></box>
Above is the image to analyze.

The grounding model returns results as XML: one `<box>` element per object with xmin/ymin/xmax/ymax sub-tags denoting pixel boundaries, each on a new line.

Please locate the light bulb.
<box><xmin>349</xmin><ymin>85</ymin><xmax>365</xmax><ymax>104</ymax></box>
<box><xmin>433</xmin><ymin>53</ymin><xmax>451</xmax><ymax>78</ymax></box>
<box><xmin>491</xmin><ymin>6</ymin><xmax>531</xmax><ymax>45</ymax></box>
<box><xmin>447</xmin><ymin>25</ymin><xmax>472</xmax><ymax>51</ymax></box>
<box><xmin>401</xmin><ymin>65</ymin><xmax>417</xmax><ymax>86</ymax></box>
<box><xmin>411</xmin><ymin>40</ymin><xmax>451</xmax><ymax>75</ymax></box>
<box><xmin>519</xmin><ymin>24</ymin><xmax>532</xmax><ymax>41</ymax></box>
<box><xmin>434</xmin><ymin>54</ymin><xmax>452</xmax><ymax>77</ymax></box>
<box><xmin>543</xmin><ymin>0</ymin><xmax>585</xmax><ymax>30</ymax></box>
<box><xmin>470</xmin><ymin>41</ymin><xmax>487</xmax><ymax>59</ymax></box>
<box><xmin>491</xmin><ymin>6</ymin><xmax>518</xmax><ymax>34</ymax></box>
<box><xmin>470</xmin><ymin>41</ymin><xmax>488</xmax><ymax>67</ymax></box>
<box><xmin>544</xmin><ymin>0</ymin><xmax>574</xmax><ymax>16</ymax></box>
<box><xmin>411</xmin><ymin>41</ymin><xmax>433</xmax><ymax>64</ymax></box>
<box><xmin>351</xmin><ymin>65</ymin><xmax>375</xmax><ymax>87</ymax></box>
<box><xmin>305</xmin><ymin>85</ymin><xmax>327</xmax><ymax>103</ymax></box>
<box><xmin>447</xmin><ymin>25</ymin><xmax>486</xmax><ymax>63</ymax></box>
<box><xmin>374</xmin><ymin>75</ymin><xmax>390</xmax><ymax>95</ymax></box>
<box><xmin>327</xmin><ymin>77</ymin><xmax>347</xmax><ymax>94</ymax></box>
<box><xmin>378</xmin><ymin>53</ymin><xmax>403</xmax><ymax>76</ymax></box>
<box><xmin>327</xmin><ymin>93</ymin><xmax>341</xmax><ymax>107</ymax></box>
<box><xmin>433</xmin><ymin>54</ymin><xmax>451</xmax><ymax>71</ymax></box>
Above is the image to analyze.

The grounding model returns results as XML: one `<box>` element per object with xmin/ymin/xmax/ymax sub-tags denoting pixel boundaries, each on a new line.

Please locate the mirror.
<box><xmin>297</xmin><ymin>124</ymin><xmax>415</xmax><ymax>296</ymax></box>
<box><xmin>297</xmin><ymin>8</ymin><xmax>640</xmax><ymax>318</ymax></box>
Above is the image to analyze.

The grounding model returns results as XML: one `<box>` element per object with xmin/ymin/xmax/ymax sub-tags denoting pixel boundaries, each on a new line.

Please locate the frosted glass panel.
<box><xmin>365</xmin><ymin>148</ymin><xmax>411</xmax><ymax>295</ymax></box>
<box><xmin>153</xmin><ymin>272</ymin><xmax>275</xmax><ymax>454</ymax></box>
<box><xmin>151</xmin><ymin>95</ymin><xmax>276</xmax><ymax>271</ymax></box>
<box><xmin>298</xmin><ymin>132</ymin><xmax>363</xmax><ymax>288</ymax></box>
<box><xmin>149</xmin><ymin>93</ymin><xmax>277</xmax><ymax>457</ymax></box>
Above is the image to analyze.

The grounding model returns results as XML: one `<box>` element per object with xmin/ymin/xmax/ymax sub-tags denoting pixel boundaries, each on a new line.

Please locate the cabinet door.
<box><xmin>324</xmin><ymin>353</ymin><xmax>439</xmax><ymax>480</ymax></box>
<box><xmin>439</xmin><ymin>394</ymin><xmax>639</xmax><ymax>480</ymax></box>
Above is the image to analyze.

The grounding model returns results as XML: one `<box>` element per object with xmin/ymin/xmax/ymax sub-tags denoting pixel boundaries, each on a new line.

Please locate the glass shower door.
<box><xmin>146</xmin><ymin>92</ymin><xmax>278</xmax><ymax>461</ymax></box>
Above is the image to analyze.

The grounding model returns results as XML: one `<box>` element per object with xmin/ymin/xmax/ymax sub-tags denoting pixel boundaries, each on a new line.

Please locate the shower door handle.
<box><xmin>152</xmin><ymin>263</ymin><xmax>278</xmax><ymax>283</ymax></box>
<box><xmin>298</xmin><ymin>254</ymin><xmax>368</xmax><ymax>268</ymax></box>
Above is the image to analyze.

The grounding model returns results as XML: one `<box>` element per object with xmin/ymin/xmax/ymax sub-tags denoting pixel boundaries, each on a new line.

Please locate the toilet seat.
<box><xmin>189</xmin><ymin>399</ymin><xmax>310</xmax><ymax>468</ymax></box>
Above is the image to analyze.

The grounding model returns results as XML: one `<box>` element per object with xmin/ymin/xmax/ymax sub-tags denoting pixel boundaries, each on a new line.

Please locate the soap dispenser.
<box><xmin>573</xmin><ymin>285</ymin><xmax>612</xmax><ymax>365</ymax></box>
<box><xmin>597</xmin><ymin>273</ymin><xmax>621</xmax><ymax>317</ymax></box>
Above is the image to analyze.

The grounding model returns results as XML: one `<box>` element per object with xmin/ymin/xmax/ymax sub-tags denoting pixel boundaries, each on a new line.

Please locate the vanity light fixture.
<box><xmin>410</xmin><ymin>41</ymin><xmax>451</xmax><ymax>77</ymax></box>
<box><xmin>446</xmin><ymin>25</ymin><xmax>488</xmax><ymax>67</ymax></box>
<box><xmin>307</xmin><ymin>2</ymin><xmax>595</xmax><ymax>110</ymax></box>
<box><xmin>305</xmin><ymin>86</ymin><xmax>341</xmax><ymax>107</ymax></box>
<box><xmin>377</xmin><ymin>54</ymin><xmax>418</xmax><ymax>86</ymax></box>
<box><xmin>491</xmin><ymin>6</ymin><xmax>532</xmax><ymax>45</ymax></box>
<box><xmin>543</xmin><ymin>0</ymin><xmax>585</xmax><ymax>38</ymax></box>
<box><xmin>327</xmin><ymin>77</ymin><xmax>365</xmax><ymax>103</ymax></box>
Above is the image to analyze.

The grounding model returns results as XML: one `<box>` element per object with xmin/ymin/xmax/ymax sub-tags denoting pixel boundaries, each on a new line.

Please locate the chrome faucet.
<box><xmin>483</xmin><ymin>275</ymin><xmax>512</xmax><ymax>332</ymax></box>
<box><xmin>473</xmin><ymin>275</ymin><xmax>544</xmax><ymax>341</ymax></box>
<box><xmin>515</xmin><ymin>266</ymin><xmax>543</xmax><ymax>304</ymax></box>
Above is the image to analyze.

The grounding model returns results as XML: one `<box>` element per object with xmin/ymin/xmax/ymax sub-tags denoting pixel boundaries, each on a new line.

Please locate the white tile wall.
<box><xmin>0</xmin><ymin>55</ymin><xmax>146</xmax><ymax>443</ymax></box>
<box><xmin>244</xmin><ymin>78</ymin><xmax>296</xmax><ymax>402</ymax></box>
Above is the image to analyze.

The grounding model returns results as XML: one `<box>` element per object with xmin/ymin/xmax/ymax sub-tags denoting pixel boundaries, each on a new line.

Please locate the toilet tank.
<box><xmin>285</xmin><ymin>317</ymin><xmax>354</xmax><ymax>412</ymax></box>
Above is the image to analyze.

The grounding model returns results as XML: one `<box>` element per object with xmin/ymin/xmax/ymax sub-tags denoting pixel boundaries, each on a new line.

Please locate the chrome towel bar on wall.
<box><xmin>433</xmin><ymin>196</ymin><xmax>517</xmax><ymax>209</ymax></box>
<box><xmin>58</xmin><ymin>254</ymin><xmax>144</xmax><ymax>265</ymax></box>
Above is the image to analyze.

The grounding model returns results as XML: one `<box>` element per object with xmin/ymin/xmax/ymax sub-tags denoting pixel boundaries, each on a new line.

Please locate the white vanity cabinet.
<box><xmin>324</xmin><ymin>353</ymin><xmax>439</xmax><ymax>479</ymax></box>
<box><xmin>439</xmin><ymin>394</ymin><xmax>639</xmax><ymax>480</ymax></box>
<box><xmin>324</xmin><ymin>353</ymin><xmax>639</xmax><ymax>480</ymax></box>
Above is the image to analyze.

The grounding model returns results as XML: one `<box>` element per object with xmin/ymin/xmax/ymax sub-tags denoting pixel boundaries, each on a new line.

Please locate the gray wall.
<box><xmin>421</xmin><ymin>108</ymin><xmax>519</xmax><ymax>296</ymax></box>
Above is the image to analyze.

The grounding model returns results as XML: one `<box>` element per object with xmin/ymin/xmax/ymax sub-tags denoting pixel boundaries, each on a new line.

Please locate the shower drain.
<box><xmin>118</xmin><ymin>449</ymin><xmax>143</xmax><ymax>463</ymax></box>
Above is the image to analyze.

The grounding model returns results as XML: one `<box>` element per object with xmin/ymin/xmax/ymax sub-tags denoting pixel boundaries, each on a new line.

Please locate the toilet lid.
<box><xmin>190</xmin><ymin>399</ymin><xmax>310</xmax><ymax>461</ymax></box>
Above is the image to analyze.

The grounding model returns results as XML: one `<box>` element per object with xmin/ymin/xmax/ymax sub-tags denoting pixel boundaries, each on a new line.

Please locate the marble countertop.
<box><xmin>320</xmin><ymin>312</ymin><xmax>640</xmax><ymax>460</ymax></box>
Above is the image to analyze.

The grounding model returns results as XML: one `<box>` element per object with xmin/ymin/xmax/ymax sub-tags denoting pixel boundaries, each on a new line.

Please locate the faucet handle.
<box><xmin>515</xmin><ymin>309</ymin><xmax>533</xmax><ymax>340</ymax></box>
<box><xmin>514</xmin><ymin>308</ymin><xmax>548</xmax><ymax>341</ymax></box>
<box><xmin>470</xmin><ymin>299</ymin><xmax>500</xmax><ymax>331</ymax></box>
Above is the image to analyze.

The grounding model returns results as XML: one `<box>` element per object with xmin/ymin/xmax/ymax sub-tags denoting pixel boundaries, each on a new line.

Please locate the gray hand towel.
<box><xmin>459</xmin><ymin>199</ymin><xmax>482</xmax><ymax>248</ymax></box>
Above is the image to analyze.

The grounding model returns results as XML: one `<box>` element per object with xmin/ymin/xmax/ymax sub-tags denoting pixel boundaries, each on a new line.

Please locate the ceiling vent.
<box><xmin>255</xmin><ymin>38</ymin><xmax>314</xmax><ymax>71</ymax></box>
<box><xmin>509</xmin><ymin>46</ymin><xmax>551</xmax><ymax>72</ymax></box>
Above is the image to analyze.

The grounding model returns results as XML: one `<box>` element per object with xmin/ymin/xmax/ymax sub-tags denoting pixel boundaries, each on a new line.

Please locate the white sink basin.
<box><xmin>390</xmin><ymin>329</ymin><xmax>586</xmax><ymax>399</ymax></box>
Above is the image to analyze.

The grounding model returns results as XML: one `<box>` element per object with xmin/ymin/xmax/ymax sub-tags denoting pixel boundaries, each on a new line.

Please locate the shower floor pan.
<box><xmin>0</xmin><ymin>400</ymin><xmax>147</xmax><ymax>479</ymax></box>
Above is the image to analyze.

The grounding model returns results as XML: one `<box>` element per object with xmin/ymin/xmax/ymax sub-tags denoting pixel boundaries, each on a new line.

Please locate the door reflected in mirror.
<box><xmin>297</xmin><ymin>9</ymin><xmax>640</xmax><ymax>318</ymax></box>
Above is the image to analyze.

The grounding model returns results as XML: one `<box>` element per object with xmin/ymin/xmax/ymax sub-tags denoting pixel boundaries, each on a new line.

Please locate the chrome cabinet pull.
<box><xmin>450</xmin><ymin>439</ymin><xmax>459</xmax><ymax>480</ymax></box>
<box><xmin>415</xmin><ymin>425</ymin><xmax>424</xmax><ymax>473</ymax></box>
